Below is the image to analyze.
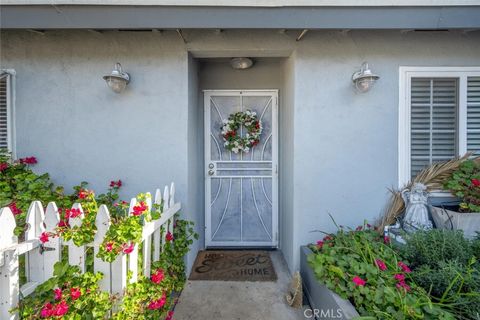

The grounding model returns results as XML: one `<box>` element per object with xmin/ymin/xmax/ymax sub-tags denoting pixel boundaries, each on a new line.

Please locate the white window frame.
<box><xmin>0</xmin><ymin>69</ymin><xmax>16</xmax><ymax>157</ymax></box>
<box><xmin>398</xmin><ymin>66</ymin><xmax>480</xmax><ymax>188</ymax></box>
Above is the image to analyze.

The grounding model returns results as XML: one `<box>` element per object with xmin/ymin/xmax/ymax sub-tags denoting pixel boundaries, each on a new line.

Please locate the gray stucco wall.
<box><xmin>1</xmin><ymin>29</ymin><xmax>480</xmax><ymax>273</ymax></box>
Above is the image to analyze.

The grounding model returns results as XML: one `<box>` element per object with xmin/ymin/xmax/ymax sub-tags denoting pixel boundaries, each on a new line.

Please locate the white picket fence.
<box><xmin>0</xmin><ymin>183</ymin><xmax>180</xmax><ymax>320</ymax></box>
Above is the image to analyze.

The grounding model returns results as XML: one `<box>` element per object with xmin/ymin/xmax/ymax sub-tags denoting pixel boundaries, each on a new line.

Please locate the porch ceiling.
<box><xmin>1</xmin><ymin>5</ymin><xmax>480</xmax><ymax>30</ymax></box>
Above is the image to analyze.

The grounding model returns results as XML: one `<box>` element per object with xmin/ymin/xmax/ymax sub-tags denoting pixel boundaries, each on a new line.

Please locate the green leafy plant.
<box><xmin>0</xmin><ymin>150</ymin><xmax>72</xmax><ymax>236</ymax></box>
<box><xmin>15</xmin><ymin>261</ymin><xmax>113</xmax><ymax>319</ymax></box>
<box><xmin>308</xmin><ymin>222</ymin><xmax>454</xmax><ymax>319</ymax></box>
<box><xmin>400</xmin><ymin>230</ymin><xmax>480</xmax><ymax>319</ymax></box>
<box><xmin>113</xmin><ymin>217</ymin><xmax>198</xmax><ymax>320</ymax></box>
<box><xmin>444</xmin><ymin>159</ymin><xmax>480</xmax><ymax>212</ymax></box>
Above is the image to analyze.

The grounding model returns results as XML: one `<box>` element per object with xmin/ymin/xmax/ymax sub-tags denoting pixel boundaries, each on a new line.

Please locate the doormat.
<box><xmin>189</xmin><ymin>250</ymin><xmax>277</xmax><ymax>282</ymax></box>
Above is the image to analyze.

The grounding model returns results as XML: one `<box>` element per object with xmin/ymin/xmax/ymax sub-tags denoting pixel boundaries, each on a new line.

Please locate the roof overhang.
<box><xmin>1</xmin><ymin>5</ymin><xmax>480</xmax><ymax>29</ymax></box>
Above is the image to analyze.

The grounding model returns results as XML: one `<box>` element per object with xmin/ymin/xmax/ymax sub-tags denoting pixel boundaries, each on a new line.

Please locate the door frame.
<box><xmin>204</xmin><ymin>89</ymin><xmax>279</xmax><ymax>248</ymax></box>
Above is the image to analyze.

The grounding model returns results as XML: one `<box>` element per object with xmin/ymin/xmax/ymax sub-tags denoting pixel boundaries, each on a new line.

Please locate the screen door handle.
<box><xmin>208</xmin><ymin>169</ymin><xmax>215</xmax><ymax>176</ymax></box>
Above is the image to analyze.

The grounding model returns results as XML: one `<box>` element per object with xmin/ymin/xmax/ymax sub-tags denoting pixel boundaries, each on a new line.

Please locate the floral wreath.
<box><xmin>221</xmin><ymin>110</ymin><xmax>262</xmax><ymax>154</ymax></box>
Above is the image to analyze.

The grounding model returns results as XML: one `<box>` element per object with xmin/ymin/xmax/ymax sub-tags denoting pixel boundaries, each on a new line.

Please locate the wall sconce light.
<box><xmin>230</xmin><ymin>57</ymin><xmax>253</xmax><ymax>70</ymax></box>
<box><xmin>352</xmin><ymin>62</ymin><xmax>380</xmax><ymax>93</ymax></box>
<box><xmin>103</xmin><ymin>62</ymin><xmax>130</xmax><ymax>93</ymax></box>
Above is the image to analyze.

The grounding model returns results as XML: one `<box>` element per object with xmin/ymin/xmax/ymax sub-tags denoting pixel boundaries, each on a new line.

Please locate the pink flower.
<box><xmin>394</xmin><ymin>273</ymin><xmax>405</xmax><ymax>282</ymax></box>
<box><xmin>352</xmin><ymin>276</ymin><xmax>366</xmax><ymax>286</ymax></box>
<box><xmin>70</xmin><ymin>287</ymin><xmax>81</xmax><ymax>300</ymax></box>
<box><xmin>316</xmin><ymin>240</ymin><xmax>324</xmax><ymax>249</ymax></box>
<box><xmin>323</xmin><ymin>235</ymin><xmax>333</xmax><ymax>241</ymax></box>
<box><xmin>110</xmin><ymin>180</ymin><xmax>122</xmax><ymax>188</ymax></box>
<box><xmin>166</xmin><ymin>231</ymin><xmax>174</xmax><ymax>242</ymax></box>
<box><xmin>57</xmin><ymin>220</ymin><xmax>69</xmax><ymax>228</ymax></box>
<box><xmin>54</xmin><ymin>288</ymin><xmax>62</xmax><ymax>300</ymax></box>
<box><xmin>0</xmin><ymin>162</ymin><xmax>8</xmax><ymax>172</ymax></box>
<box><xmin>19</xmin><ymin>156</ymin><xmax>37</xmax><ymax>165</ymax></box>
<box><xmin>122</xmin><ymin>242</ymin><xmax>134</xmax><ymax>254</ymax></box>
<box><xmin>40</xmin><ymin>232</ymin><xmax>49</xmax><ymax>243</ymax></box>
<box><xmin>396</xmin><ymin>281</ymin><xmax>411</xmax><ymax>292</ymax></box>
<box><xmin>383</xmin><ymin>236</ymin><xmax>390</xmax><ymax>244</ymax></box>
<box><xmin>53</xmin><ymin>300</ymin><xmax>69</xmax><ymax>316</ymax></box>
<box><xmin>398</xmin><ymin>261</ymin><xmax>411</xmax><ymax>273</ymax></box>
<box><xmin>132</xmin><ymin>201</ymin><xmax>148</xmax><ymax>216</ymax></box>
<box><xmin>375</xmin><ymin>259</ymin><xmax>387</xmax><ymax>271</ymax></box>
<box><xmin>166</xmin><ymin>310</ymin><xmax>174</xmax><ymax>320</ymax></box>
<box><xmin>151</xmin><ymin>269</ymin><xmax>165</xmax><ymax>284</ymax></box>
<box><xmin>41</xmin><ymin>302</ymin><xmax>54</xmax><ymax>318</ymax></box>
<box><xmin>8</xmin><ymin>202</ymin><xmax>22</xmax><ymax>215</ymax></box>
<box><xmin>147</xmin><ymin>293</ymin><xmax>167</xmax><ymax>310</ymax></box>
<box><xmin>105</xmin><ymin>242</ymin><xmax>114</xmax><ymax>252</ymax></box>
<box><xmin>66</xmin><ymin>208</ymin><xmax>82</xmax><ymax>218</ymax></box>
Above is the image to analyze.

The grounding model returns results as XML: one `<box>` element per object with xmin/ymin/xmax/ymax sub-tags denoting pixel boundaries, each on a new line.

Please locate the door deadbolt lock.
<box><xmin>208</xmin><ymin>163</ymin><xmax>214</xmax><ymax>169</ymax></box>
<box><xmin>208</xmin><ymin>170</ymin><xmax>215</xmax><ymax>176</ymax></box>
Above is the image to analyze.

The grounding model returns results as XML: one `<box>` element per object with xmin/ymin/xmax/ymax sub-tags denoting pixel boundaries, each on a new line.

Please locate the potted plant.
<box><xmin>301</xmin><ymin>224</ymin><xmax>452</xmax><ymax>319</ymax></box>
<box><xmin>430</xmin><ymin>160</ymin><xmax>480</xmax><ymax>238</ymax></box>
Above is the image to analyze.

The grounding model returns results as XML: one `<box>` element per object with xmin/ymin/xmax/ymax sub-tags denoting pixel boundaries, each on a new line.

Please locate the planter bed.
<box><xmin>430</xmin><ymin>206</ymin><xmax>480</xmax><ymax>239</ymax></box>
<box><xmin>300</xmin><ymin>246</ymin><xmax>359</xmax><ymax>320</ymax></box>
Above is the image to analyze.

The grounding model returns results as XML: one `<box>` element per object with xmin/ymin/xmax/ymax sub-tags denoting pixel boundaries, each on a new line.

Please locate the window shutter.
<box><xmin>0</xmin><ymin>75</ymin><xmax>9</xmax><ymax>150</ymax></box>
<box><xmin>467</xmin><ymin>77</ymin><xmax>480</xmax><ymax>155</ymax></box>
<box><xmin>410</xmin><ymin>78</ymin><xmax>458</xmax><ymax>177</ymax></box>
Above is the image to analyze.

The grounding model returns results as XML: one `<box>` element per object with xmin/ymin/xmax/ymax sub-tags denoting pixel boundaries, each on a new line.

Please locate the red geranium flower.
<box><xmin>316</xmin><ymin>240</ymin><xmax>324</xmax><ymax>249</ymax></box>
<box><xmin>53</xmin><ymin>300</ymin><xmax>69</xmax><ymax>316</ymax></box>
<box><xmin>383</xmin><ymin>236</ymin><xmax>391</xmax><ymax>244</ymax></box>
<box><xmin>398</xmin><ymin>261</ymin><xmax>411</xmax><ymax>273</ymax></box>
<box><xmin>147</xmin><ymin>293</ymin><xmax>167</xmax><ymax>310</ymax></box>
<box><xmin>394</xmin><ymin>273</ymin><xmax>405</xmax><ymax>282</ymax></box>
<box><xmin>8</xmin><ymin>202</ymin><xmax>22</xmax><ymax>215</ymax></box>
<box><xmin>151</xmin><ymin>269</ymin><xmax>165</xmax><ymax>284</ymax></box>
<box><xmin>122</xmin><ymin>242</ymin><xmax>134</xmax><ymax>254</ymax></box>
<box><xmin>375</xmin><ymin>259</ymin><xmax>387</xmax><ymax>271</ymax></box>
<box><xmin>78</xmin><ymin>189</ymin><xmax>89</xmax><ymax>199</ymax></box>
<box><xmin>132</xmin><ymin>201</ymin><xmax>148</xmax><ymax>216</ymax></box>
<box><xmin>166</xmin><ymin>311</ymin><xmax>174</xmax><ymax>320</ymax></box>
<box><xmin>41</xmin><ymin>302</ymin><xmax>54</xmax><ymax>318</ymax></box>
<box><xmin>472</xmin><ymin>178</ymin><xmax>480</xmax><ymax>187</ymax></box>
<box><xmin>66</xmin><ymin>208</ymin><xmax>82</xmax><ymax>219</ymax></box>
<box><xmin>19</xmin><ymin>156</ymin><xmax>37</xmax><ymax>165</ymax></box>
<box><xmin>0</xmin><ymin>162</ymin><xmax>8</xmax><ymax>172</ymax></box>
<box><xmin>352</xmin><ymin>276</ymin><xmax>366</xmax><ymax>286</ymax></box>
<box><xmin>110</xmin><ymin>180</ymin><xmax>122</xmax><ymax>188</ymax></box>
<box><xmin>396</xmin><ymin>281</ymin><xmax>411</xmax><ymax>292</ymax></box>
<box><xmin>105</xmin><ymin>242</ymin><xmax>114</xmax><ymax>252</ymax></box>
<box><xmin>40</xmin><ymin>232</ymin><xmax>50</xmax><ymax>243</ymax></box>
<box><xmin>54</xmin><ymin>288</ymin><xmax>62</xmax><ymax>300</ymax></box>
<box><xmin>166</xmin><ymin>231</ymin><xmax>174</xmax><ymax>242</ymax></box>
<box><xmin>70</xmin><ymin>287</ymin><xmax>81</xmax><ymax>300</ymax></box>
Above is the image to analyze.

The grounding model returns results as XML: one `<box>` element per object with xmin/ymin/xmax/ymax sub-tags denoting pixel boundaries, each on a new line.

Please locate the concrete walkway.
<box><xmin>174</xmin><ymin>251</ymin><xmax>306</xmax><ymax>320</ymax></box>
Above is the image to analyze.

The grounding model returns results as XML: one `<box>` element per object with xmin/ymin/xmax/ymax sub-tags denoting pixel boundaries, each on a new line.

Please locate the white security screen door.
<box><xmin>205</xmin><ymin>90</ymin><xmax>278</xmax><ymax>247</ymax></box>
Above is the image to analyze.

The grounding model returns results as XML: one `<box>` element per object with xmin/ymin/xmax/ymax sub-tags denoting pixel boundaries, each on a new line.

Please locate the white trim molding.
<box><xmin>398</xmin><ymin>66</ymin><xmax>480</xmax><ymax>188</ymax></box>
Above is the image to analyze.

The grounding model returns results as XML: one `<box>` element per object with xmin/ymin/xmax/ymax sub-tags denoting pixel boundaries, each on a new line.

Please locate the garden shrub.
<box><xmin>400</xmin><ymin>230</ymin><xmax>480</xmax><ymax>319</ymax></box>
<box><xmin>16</xmin><ymin>261</ymin><xmax>113</xmax><ymax>319</ymax></box>
<box><xmin>308</xmin><ymin>224</ymin><xmax>454</xmax><ymax>319</ymax></box>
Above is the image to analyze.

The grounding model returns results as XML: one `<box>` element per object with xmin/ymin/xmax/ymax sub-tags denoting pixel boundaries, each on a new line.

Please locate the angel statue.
<box><xmin>401</xmin><ymin>183</ymin><xmax>433</xmax><ymax>233</ymax></box>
